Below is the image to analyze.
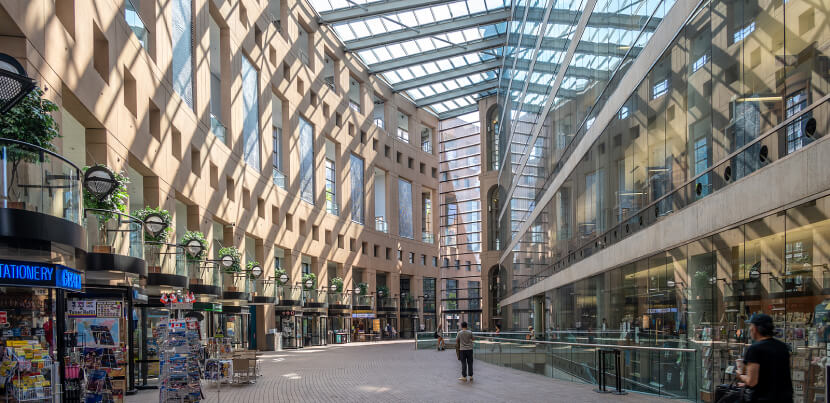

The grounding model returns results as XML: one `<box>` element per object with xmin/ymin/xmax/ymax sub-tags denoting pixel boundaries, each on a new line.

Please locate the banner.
<box><xmin>68</xmin><ymin>300</ymin><xmax>97</xmax><ymax>318</ymax></box>
<box><xmin>96</xmin><ymin>301</ymin><xmax>122</xmax><ymax>318</ymax></box>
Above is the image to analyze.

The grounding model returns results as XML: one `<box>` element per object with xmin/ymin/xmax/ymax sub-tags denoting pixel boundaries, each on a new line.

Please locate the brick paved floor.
<box><xmin>134</xmin><ymin>341</ymin><xmax>670</xmax><ymax>402</ymax></box>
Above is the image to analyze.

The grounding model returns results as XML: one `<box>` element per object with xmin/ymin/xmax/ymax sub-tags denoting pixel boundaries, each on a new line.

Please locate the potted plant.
<box><xmin>377</xmin><ymin>285</ymin><xmax>390</xmax><ymax>299</ymax></box>
<box><xmin>179</xmin><ymin>231</ymin><xmax>208</xmax><ymax>285</ymax></box>
<box><xmin>0</xmin><ymin>86</ymin><xmax>60</xmax><ymax>209</ymax></box>
<box><xmin>275</xmin><ymin>268</ymin><xmax>287</xmax><ymax>285</ymax></box>
<box><xmin>356</xmin><ymin>282</ymin><xmax>368</xmax><ymax>296</ymax></box>
<box><xmin>83</xmin><ymin>164</ymin><xmax>129</xmax><ymax>253</ymax></box>
<box><xmin>133</xmin><ymin>206</ymin><xmax>172</xmax><ymax>273</ymax></box>
<box><xmin>330</xmin><ymin>277</ymin><xmax>343</xmax><ymax>293</ymax></box>
<box><xmin>246</xmin><ymin>261</ymin><xmax>262</xmax><ymax>295</ymax></box>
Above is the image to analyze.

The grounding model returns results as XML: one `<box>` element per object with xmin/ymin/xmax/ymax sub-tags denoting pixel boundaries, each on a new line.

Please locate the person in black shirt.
<box><xmin>736</xmin><ymin>313</ymin><xmax>793</xmax><ymax>402</ymax></box>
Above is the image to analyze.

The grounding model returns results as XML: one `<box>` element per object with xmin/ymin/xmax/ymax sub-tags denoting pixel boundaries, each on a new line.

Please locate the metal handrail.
<box><xmin>0</xmin><ymin>138</ymin><xmax>82</xmax><ymax>173</ymax></box>
<box><xmin>84</xmin><ymin>208</ymin><xmax>144</xmax><ymax>225</ymax></box>
<box><xmin>477</xmin><ymin>336</ymin><xmax>697</xmax><ymax>353</ymax></box>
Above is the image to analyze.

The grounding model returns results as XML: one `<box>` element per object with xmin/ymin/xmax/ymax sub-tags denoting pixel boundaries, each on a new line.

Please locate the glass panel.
<box><xmin>298</xmin><ymin>117</ymin><xmax>315</xmax><ymax>204</ymax></box>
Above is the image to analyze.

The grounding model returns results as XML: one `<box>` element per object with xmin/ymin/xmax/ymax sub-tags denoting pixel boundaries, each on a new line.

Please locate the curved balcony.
<box><xmin>303</xmin><ymin>290</ymin><xmax>328</xmax><ymax>309</ymax></box>
<box><xmin>400</xmin><ymin>296</ymin><xmax>418</xmax><ymax>313</ymax></box>
<box><xmin>188</xmin><ymin>259</ymin><xmax>223</xmax><ymax>297</ymax></box>
<box><xmin>377</xmin><ymin>297</ymin><xmax>397</xmax><ymax>312</ymax></box>
<box><xmin>275</xmin><ymin>285</ymin><xmax>303</xmax><ymax>307</ymax></box>
<box><xmin>84</xmin><ymin>209</ymin><xmax>147</xmax><ymax>278</ymax></box>
<box><xmin>0</xmin><ymin>139</ymin><xmax>83</xmax><ymax>248</ymax></box>
<box><xmin>144</xmin><ymin>241</ymin><xmax>188</xmax><ymax>290</ymax></box>
<box><xmin>250</xmin><ymin>276</ymin><xmax>276</xmax><ymax>304</ymax></box>
<box><xmin>352</xmin><ymin>295</ymin><xmax>374</xmax><ymax>311</ymax></box>
<box><xmin>327</xmin><ymin>292</ymin><xmax>352</xmax><ymax>310</ymax></box>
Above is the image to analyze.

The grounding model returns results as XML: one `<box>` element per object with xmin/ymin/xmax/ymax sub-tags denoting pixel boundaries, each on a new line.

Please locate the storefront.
<box><xmin>327</xmin><ymin>292</ymin><xmax>351</xmax><ymax>344</ymax></box>
<box><xmin>351</xmin><ymin>312</ymin><xmax>377</xmax><ymax>342</ymax></box>
<box><xmin>276</xmin><ymin>309</ymin><xmax>302</xmax><ymax>348</ymax></box>
<box><xmin>217</xmin><ymin>305</ymin><xmax>249</xmax><ymax>349</ymax></box>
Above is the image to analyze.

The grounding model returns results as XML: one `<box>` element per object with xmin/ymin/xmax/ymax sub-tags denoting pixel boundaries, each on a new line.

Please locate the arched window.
<box><xmin>486</xmin><ymin>106</ymin><xmax>501</xmax><ymax>171</ymax></box>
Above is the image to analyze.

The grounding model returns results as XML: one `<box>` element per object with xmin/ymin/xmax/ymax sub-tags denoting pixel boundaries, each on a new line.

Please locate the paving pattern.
<box><xmin>133</xmin><ymin>340</ymin><xmax>670</xmax><ymax>402</ymax></box>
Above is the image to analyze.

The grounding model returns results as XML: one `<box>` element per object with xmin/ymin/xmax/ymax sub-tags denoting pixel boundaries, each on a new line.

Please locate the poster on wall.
<box><xmin>68</xmin><ymin>300</ymin><xmax>97</xmax><ymax>317</ymax></box>
<box><xmin>96</xmin><ymin>301</ymin><xmax>122</xmax><ymax>318</ymax></box>
<box><xmin>74</xmin><ymin>318</ymin><xmax>120</xmax><ymax>347</ymax></box>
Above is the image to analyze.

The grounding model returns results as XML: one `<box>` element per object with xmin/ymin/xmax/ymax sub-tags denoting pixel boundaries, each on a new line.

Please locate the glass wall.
<box><xmin>503</xmin><ymin>0</ymin><xmax>830</xmax><ymax>297</ymax></box>
<box><xmin>350</xmin><ymin>154</ymin><xmax>364</xmax><ymax>224</ymax></box>
<box><xmin>398</xmin><ymin>179</ymin><xmax>413</xmax><ymax>239</ymax></box>
<box><xmin>298</xmin><ymin>117</ymin><xmax>314</xmax><ymax>205</ymax></box>
<box><xmin>171</xmin><ymin>0</ymin><xmax>192</xmax><ymax>109</ymax></box>
<box><xmin>241</xmin><ymin>56</ymin><xmax>259</xmax><ymax>170</ymax></box>
<box><xmin>536</xmin><ymin>192</ymin><xmax>830</xmax><ymax>402</ymax></box>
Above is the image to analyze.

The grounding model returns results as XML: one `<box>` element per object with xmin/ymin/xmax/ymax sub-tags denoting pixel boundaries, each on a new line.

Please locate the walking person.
<box><xmin>456</xmin><ymin>322</ymin><xmax>474</xmax><ymax>382</ymax></box>
<box><xmin>490</xmin><ymin>325</ymin><xmax>502</xmax><ymax>352</ymax></box>
<box><xmin>435</xmin><ymin>325</ymin><xmax>445</xmax><ymax>351</ymax></box>
<box><xmin>735</xmin><ymin>313</ymin><xmax>793</xmax><ymax>402</ymax></box>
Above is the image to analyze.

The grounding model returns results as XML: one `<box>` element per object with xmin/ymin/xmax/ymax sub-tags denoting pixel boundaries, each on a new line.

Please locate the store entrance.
<box><xmin>133</xmin><ymin>305</ymin><xmax>171</xmax><ymax>389</ymax></box>
<box><xmin>277</xmin><ymin>311</ymin><xmax>302</xmax><ymax>348</ymax></box>
<box><xmin>302</xmin><ymin>314</ymin><xmax>327</xmax><ymax>346</ymax></box>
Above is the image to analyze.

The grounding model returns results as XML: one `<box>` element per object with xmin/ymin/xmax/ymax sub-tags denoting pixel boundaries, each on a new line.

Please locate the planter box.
<box><xmin>148</xmin><ymin>266</ymin><xmax>162</xmax><ymax>274</ymax></box>
<box><xmin>5</xmin><ymin>202</ymin><xmax>25</xmax><ymax>210</ymax></box>
<box><xmin>189</xmin><ymin>278</ymin><xmax>202</xmax><ymax>285</ymax></box>
<box><xmin>227</xmin><ymin>286</ymin><xmax>238</xmax><ymax>292</ymax></box>
<box><xmin>93</xmin><ymin>245</ymin><xmax>113</xmax><ymax>254</ymax></box>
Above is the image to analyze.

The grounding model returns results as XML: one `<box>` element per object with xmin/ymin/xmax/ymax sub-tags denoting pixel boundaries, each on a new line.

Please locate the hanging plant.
<box><xmin>275</xmin><ymin>268</ymin><xmax>287</xmax><ymax>285</ymax></box>
<box><xmin>180</xmin><ymin>231</ymin><xmax>208</xmax><ymax>260</ymax></box>
<box><xmin>302</xmin><ymin>273</ymin><xmax>317</xmax><ymax>289</ymax></box>
<box><xmin>356</xmin><ymin>282</ymin><xmax>368</xmax><ymax>296</ymax></box>
<box><xmin>377</xmin><ymin>285</ymin><xmax>390</xmax><ymax>298</ymax></box>
<box><xmin>132</xmin><ymin>206</ymin><xmax>172</xmax><ymax>242</ymax></box>
<box><xmin>330</xmin><ymin>277</ymin><xmax>343</xmax><ymax>292</ymax></box>
<box><xmin>217</xmin><ymin>246</ymin><xmax>241</xmax><ymax>273</ymax></box>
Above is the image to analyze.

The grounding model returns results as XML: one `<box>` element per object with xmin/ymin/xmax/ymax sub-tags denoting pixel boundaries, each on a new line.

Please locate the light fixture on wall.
<box><xmin>83</xmin><ymin>165</ymin><xmax>118</xmax><ymax>201</ymax></box>
<box><xmin>144</xmin><ymin>213</ymin><xmax>168</xmax><ymax>239</ymax></box>
<box><xmin>0</xmin><ymin>53</ymin><xmax>35</xmax><ymax>114</ymax></box>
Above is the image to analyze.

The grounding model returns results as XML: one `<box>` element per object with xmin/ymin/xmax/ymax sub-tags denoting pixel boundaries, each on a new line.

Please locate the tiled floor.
<box><xmin>134</xmin><ymin>340</ymin><xmax>670</xmax><ymax>402</ymax></box>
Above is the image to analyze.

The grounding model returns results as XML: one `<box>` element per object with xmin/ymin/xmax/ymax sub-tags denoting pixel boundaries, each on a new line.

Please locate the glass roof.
<box><xmin>308</xmin><ymin>0</ymin><xmax>666</xmax><ymax>120</ymax></box>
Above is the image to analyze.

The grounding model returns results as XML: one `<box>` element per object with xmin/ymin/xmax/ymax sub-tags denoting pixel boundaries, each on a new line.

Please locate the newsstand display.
<box><xmin>158</xmin><ymin>318</ymin><xmax>203</xmax><ymax>402</ymax></box>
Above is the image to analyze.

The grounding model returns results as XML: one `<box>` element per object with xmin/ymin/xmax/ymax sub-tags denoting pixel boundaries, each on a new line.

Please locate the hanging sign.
<box><xmin>0</xmin><ymin>259</ymin><xmax>82</xmax><ymax>291</ymax></box>
<box><xmin>68</xmin><ymin>300</ymin><xmax>97</xmax><ymax>318</ymax></box>
<box><xmin>96</xmin><ymin>301</ymin><xmax>123</xmax><ymax>318</ymax></box>
<box><xmin>0</xmin><ymin>311</ymin><xmax>7</xmax><ymax>325</ymax></box>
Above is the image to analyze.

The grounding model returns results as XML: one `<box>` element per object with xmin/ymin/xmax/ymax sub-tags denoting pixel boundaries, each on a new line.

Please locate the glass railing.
<box><xmin>327</xmin><ymin>292</ymin><xmax>351</xmax><ymax>306</ymax></box>
<box><xmin>422</xmin><ymin>298</ymin><xmax>436</xmax><ymax>313</ymax></box>
<box><xmin>276</xmin><ymin>285</ymin><xmax>303</xmax><ymax>305</ymax></box>
<box><xmin>303</xmin><ymin>290</ymin><xmax>328</xmax><ymax>307</ymax></box>
<box><xmin>375</xmin><ymin>216</ymin><xmax>388</xmax><ymax>233</ymax></box>
<box><xmin>210</xmin><ymin>113</ymin><xmax>226</xmax><ymax>144</ymax></box>
<box><xmin>124</xmin><ymin>0</ymin><xmax>148</xmax><ymax>50</ymax></box>
<box><xmin>326</xmin><ymin>201</ymin><xmax>339</xmax><ymax>216</ymax></box>
<box><xmin>377</xmin><ymin>297</ymin><xmax>397</xmax><ymax>310</ymax></box>
<box><xmin>352</xmin><ymin>295</ymin><xmax>374</xmax><ymax>309</ymax></box>
<box><xmin>469</xmin><ymin>337</ymin><xmax>698</xmax><ymax>401</ymax></box>
<box><xmin>397</xmin><ymin>128</ymin><xmax>409</xmax><ymax>143</ymax></box>
<box><xmin>84</xmin><ymin>209</ymin><xmax>144</xmax><ymax>259</ymax></box>
<box><xmin>145</xmin><ymin>242</ymin><xmax>187</xmax><ymax>277</ymax></box>
<box><xmin>399</xmin><ymin>296</ymin><xmax>417</xmax><ymax>311</ymax></box>
<box><xmin>414</xmin><ymin>331</ymin><xmax>529</xmax><ymax>350</ymax></box>
<box><xmin>421</xmin><ymin>140</ymin><xmax>432</xmax><ymax>154</ymax></box>
<box><xmin>373</xmin><ymin>117</ymin><xmax>384</xmax><ymax>129</ymax></box>
<box><xmin>0</xmin><ymin>139</ymin><xmax>82</xmax><ymax>224</ymax></box>
<box><xmin>349</xmin><ymin>100</ymin><xmax>360</xmax><ymax>112</ymax></box>
<box><xmin>421</xmin><ymin>232</ymin><xmax>434</xmax><ymax>244</ymax></box>
<box><xmin>517</xmin><ymin>96</ymin><xmax>830</xmax><ymax>293</ymax></box>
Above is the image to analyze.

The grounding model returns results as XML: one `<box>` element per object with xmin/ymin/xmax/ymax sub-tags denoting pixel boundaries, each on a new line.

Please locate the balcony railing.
<box><xmin>324</xmin><ymin>76</ymin><xmax>335</xmax><ymax>91</ymax></box>
<box><xmin>327</xmin><ymin>292</ymin><xmax>352</xmax><ymax>307</ymax></box>
<box><xmin>421</xmin><ymin>140</ymin><xmax>432</xmax><ymax>154</ymax></box>
<box><xmin>373</xmin><ymin>117</ymin><xmax>384</xmax><ymax>129</ymax></box>
<box><xmin>210</xmin><ymin>113</ymin><xmax>227</xmax><ymax>144</ymax></box>
<box><xmin>0</xmin><ymin>139</ymin><xmax>83</xmax><ymax>224</ymax></box>
<box><xmin>399</xmin><ymin>296</ymin><xmax>417</xmax><ymax>311</ymax></box>
<box><xmin>124</xmin><ymin>0</ymin><xmax>148</xmax><ymax>51</ymax></box>
<box><xmin>375</xmin><ymin>216</ymin><xmax>388</xmax><ymax>233</ymax></box>
<box><xmin>421</xmin><ymin>232</ymin><xmax>435</xmax><ymax>244</ymax></box>
<box><xmin>349</xmin><ymin>100</ymin><xmax>360</xmax><ymax>113</ymax></box>
<box><xmin>273</xmin><ymin>168</ymin><xmax>286</xmax><ymax>189</ymax></box>
<box><xmin>84</xmin><ymin>209</ymin><xmax>144</xmax><ymax>260</ymax></box>
<box><xmin>422</xmin><ymin>298</ymin><xmax>436</xmax><ymax>313</ymax></box>
<box><xmin>326</xmin><ymin>200</ymin><xmax>339</xmax><ymax>216</ymax></box>
<box><xmin>145</xmin><ymin>242</ymin><xmax>187</xmax><ymax>277</ymax></box>
<box><xmin>352</xmin><ymin>295</ymin><xmax>374</xmax><ymax>309</ymax></box>
<box><xmin>377</xmin><ymin>297</ymin><xmax>397</xmax><ymax>310</ymax></box>
<box><xmin>276</xmin><ymin>285</ymin><xmax>303</xmax><ymax>305</ymax></box>
<box><xmin>397</xmin><ymin>128</ymin><xmax>409</xmax><ymax>143</ymax></box>
<box><xmin>303</xmin><ymin>290</ymin><xmax>328</xmax><ymax>307</ymax></box>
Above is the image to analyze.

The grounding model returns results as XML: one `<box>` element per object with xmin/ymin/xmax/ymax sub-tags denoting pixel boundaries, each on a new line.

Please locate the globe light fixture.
<box><xmin>353</xmin><ymin>286</ymin><xmax>361</xmax><ymax>295</ymax></box>
<box><xmin>0</xmin><ymin>53</ymin><xmax>35</xmax><ymax>115</ymax></box>
<box><xmin>304</xmin><ymin>278</ymin><xmax>314</xmax><ymax>289</ymax></box>
<box><xmin>185</xmin><ymin>239</ymin><xmax>205</xmax><ymax>259</ymax></box>
<box><xmin>330</xmin><ymin>284</ymin><xmax>338</xmax><ymax>292</ymax></box>
<box><xmin>250</xmin><ymin>264</ymin><xmax>263</xmax><ymax>278</ymax></box>
<box><xmin>143</xmin><ymin>213</ymin><xmax>168</xmax><ymax>238</ymax></box>
<box><xmin>279</xmin><ymin>273</ymin><xmax>289</xmax><ymax>284</ymax></box>
<box><xmin>83</xmin><ymin>165</ymin><xmax>118</xmax><ymax>200</ymax></box>
<box><xmin>666</xmin><ymin>280</ymin><xmax>676</xmax><ymax>288</ymax></box>
<box><xmin>220</xmin><ymin>254</ymin><xmax>236</xmax><ymax>269</ymax></box>
<box><xmin>377</xmin><ymin>289</ymin><xmax>385</xmax><ymax>298</ymax></box>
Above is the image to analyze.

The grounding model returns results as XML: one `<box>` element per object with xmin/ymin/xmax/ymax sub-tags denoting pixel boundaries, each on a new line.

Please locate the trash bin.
<box><xmin>265</xmin><ymin>333</ymin><xmax>276</xmax><ymax>351</ymax></box>
<box><xmin>277</xmin><ymin>334</ymin><xmax>283</xmax><ymax>351</ymax></box>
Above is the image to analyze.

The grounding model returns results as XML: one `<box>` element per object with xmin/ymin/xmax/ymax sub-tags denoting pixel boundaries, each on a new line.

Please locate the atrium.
<box><xmin>0</xmin><ymin>0</ymin><xmax>826</xmax><ymax>402</ymax></box>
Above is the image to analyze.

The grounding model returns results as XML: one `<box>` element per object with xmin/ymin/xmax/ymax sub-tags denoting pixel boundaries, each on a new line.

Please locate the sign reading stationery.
<box><xmin>0</xmin><ymin>259</ymin><xmax>82</xmax><ymax>291</ymax></box>
<box><xmin>96</xmin><ymin>301</ymin><xmax>122</xmax><ymax>318</ymax></box>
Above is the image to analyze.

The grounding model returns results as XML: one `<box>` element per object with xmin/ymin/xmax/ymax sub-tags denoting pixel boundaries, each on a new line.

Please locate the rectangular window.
<box><xmin>398</xmin><ymin>179</ymin><xmax>413</xmax><ymax>239</ymax></box>
<box><xmin>349</xmin><ymin>78</ymin><xmax>360</xmax><ymax>112</ymax></box>
<box><xmin>618</xmin><ymin>106</ymin><xmax>629</xmax><ymax>120</ymax></box>
<box><xmin>397</xmin><ymin>113</ymin><xmax>409</xmax><ymax>142</ymax></box>
<box><xmin>298</xmin><ymin>117</ymin><xmax>314</xmax><ymax>204</ymax></box>
<box><xmin>241</xmin><ymin>57</ymin><xmax>260</xmax><ymax>169</ymax></box>
<box><xmin>125</xmin><ymin>0</ymin><xmax>148</xmax><ymax>50</ymax></box>
<box><xmin>652</xmin><ymin>79</ymin><xmax>669</xmax><ymax>99</ymax></box>
<box><xmin>733</xmin><ymin>22</ymin><xmax>755</xmax><ymax>44</ymax></box>
<box><xmin>373</xmin><ymin>94</ymin><xmax>384</xmax><ymax>128</ymax></box>
<box><xmin>208</xmin><ymin>18</ymin><xmax>226</xmax><ymax>143</ymax></box>
<box><xmin>350</xmin><ymin>154</ymin><xmax>364</xmax><ymax>224</ymax></box>
<box><xmin>421</xmin><ymin>192</ymin><xmax>432</xmax><ymax>243</ymax></box>
<box><xmin>273</xmin><ymin>127</ymin><xmax>285</xmax><ymax>188</ymax></box>
<box><xmin>694</xmin><ymin>137</ymin><xmax>710</xmax><ymax>198</ymax></box>
<box><xmin>325</xmin><ymin>158</ymin><xmax>337</xmax><ymax>215</ymax></box>
<box><xmin>421</xmin><ymin>128</ymin><xmax>432</xmax><ymax>153</ymax></box>
<box><xmin>692</xmin><ymin>54</ymin><xmax>708</xmax><ymax>73</ymax></box>
<box><xmin>171</xmin><ymin>0</ymin><xmax>193</xmax><ymax>108</ymax></box>
<box><xmin>786</xmin><ymin>89</ymin><xmax>809</xmax><ymax>154</ymax></box>
<box><xmin>374</xmin><ymin>168</ymin><xmax>387</xmax><ymax>232</ymax></box>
